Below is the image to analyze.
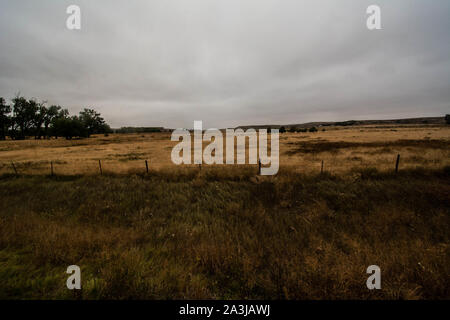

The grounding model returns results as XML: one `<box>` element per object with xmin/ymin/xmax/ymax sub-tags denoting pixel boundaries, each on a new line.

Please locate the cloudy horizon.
<box><xmin>0</xmin><ymin>0</ymin><xmax>449</xmax><ymax>128</ymax></box>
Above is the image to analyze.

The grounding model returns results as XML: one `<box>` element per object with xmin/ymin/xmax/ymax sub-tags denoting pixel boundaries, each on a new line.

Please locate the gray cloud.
<box><xmin>0</xmin><ymin>0</ymin><xmax>449</xmax><ymax>128</ymax></box>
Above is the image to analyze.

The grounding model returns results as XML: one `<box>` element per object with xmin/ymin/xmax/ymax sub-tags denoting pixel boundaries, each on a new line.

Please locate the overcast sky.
<box><xmin>0</xmin><ymin>0</ymin><xmax>449</xmax><ymax>128</ymax></box>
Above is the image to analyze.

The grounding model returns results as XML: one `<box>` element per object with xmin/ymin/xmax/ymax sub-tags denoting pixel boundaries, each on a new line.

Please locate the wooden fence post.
<box><xmin>321</xmin><ymin>160</ymin><xmax>324</xmax><ymax>174</ymax></box>
<box><xmin>395</xmin><ymin>154</ymin><xmax>400</xmax><ymax>173</ymax></box>
<box><xmin>11</xmin><ymin>161</ymin><xmax>18</xmax><ymax>175</ymax></box>
<box><xmin>258</xmin><ymin>158</ymin><xmax>261</xmax><ymax>175</ymax></box>
<box><xmin>145</xmin><ymin>160</ymin><xmax>149</xmax><ymax>174</ymax></box>
<box><xmin>50</xmin><ymin>161</ymin><xmax>54</xmax><ymax>176</ymax></box>
<box><xmin>98</xmin><ymin>160</ymin><xmax>103</xmax><ymax>175</ymax></box>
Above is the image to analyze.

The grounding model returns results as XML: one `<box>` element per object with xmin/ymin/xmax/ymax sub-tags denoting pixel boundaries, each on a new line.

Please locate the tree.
<box><xmin>101</xmin><ymin>123</ymin><xmax>112</xmax><ymax>135</ymax></box>
<box><xmin>50</xmin><ymin>108</ymin><xmax>70</xmax><ymax>139</ymax></box>
<box><xmin>79</xmin><ymin>108</ymin><xmax>106</xmax><ymax>137</ymax></box>
<box><xmin>43</xmin><ymin>105</ymin><xmax>62</xmax><ymax>139</ymax></box>
<box><xmin>0</xmin><ymin>95</ymin><xmax>111</xmax><ymax>141</ymax></box>
<box><xmin>11</xmin><ymin>96</ymin><xmax>38</xmax><ymax>139</ymax></box>
<box><xmin>0</xmin><ymin>97</ymin><xmax>11</xmax><ymax>140</ymax></box>
<box><xmin>309</xmin><ymin>127</ymin><xmax>318</xmax><ymax>133</ymax></box>
<box><xmin>52</xmin><ymin>116</ymin><xmax>87</xmax><ymax>139</ymax></box>
<box><xmin>279</xmin><ymin>126</ymin><xmax>286</xmax><ymax>134</ymax></box>
<box><xmin>31</xmin><ymin>101</ymin><xmax>48</xmax><ymax>139</ymax></box>
<box><xmin>445</xmin><ymin>114</ymin><xmax>450</xmax><ymax>125</ymax></box>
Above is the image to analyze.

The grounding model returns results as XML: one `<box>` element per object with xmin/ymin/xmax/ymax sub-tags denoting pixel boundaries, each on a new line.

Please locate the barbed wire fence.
<box><xmin>1</xmin><ymin>154</ymin><xmax>405</xmax><ymax>177</ymax></box>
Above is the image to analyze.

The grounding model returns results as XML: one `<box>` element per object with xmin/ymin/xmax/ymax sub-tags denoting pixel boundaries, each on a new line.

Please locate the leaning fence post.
<box><xmin>11</xmin><ymin>161</ymin><xmax>18</xmax><ymax>175</ymax></box>
<box><xmin>98</xmin><ymin>160</ymin><xmax>103</xmax><ymax>175</ymax></box>
<box><xmin>145</xmin><ymin>160</ymin><xmax>149</xmax><ymax>174</ymax></box>
<box><xmin>321</xmin><ymin>160</ymin><xmax>324</xmax><ymax>174</ymax></box>
<box><xmin>395</xmin><ymin>154</ymin><xmax>400</xmax><ymax>173</ymax></box>
<box><xmin>50</xmin><ymin>161</ymin><xmax>54</xmax><ymax>176</ymax></box>
<box><xmin>258</xmin><ymin>158</ymin><xmax>261</xmax><ymax>175</ymax></box>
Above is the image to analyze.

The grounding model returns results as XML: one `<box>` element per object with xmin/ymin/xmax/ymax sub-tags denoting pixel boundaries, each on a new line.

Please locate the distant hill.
<box><xmin>112</xmin><ymin>127</ymin><xmax>170</xmax><ymax>133</ymax></box>
<box><xmin>236</xmin><ymin>116</ymin><xmax>446</xmax><ymax>130</ymax></box>
<box><xmin>112</xmin><ymin>116</ymin><xmax>446</xmax><ymax>133</ymax></box>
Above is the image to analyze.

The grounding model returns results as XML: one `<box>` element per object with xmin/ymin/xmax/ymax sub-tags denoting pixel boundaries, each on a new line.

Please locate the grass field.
<box><xmin>0</xmin><ymin>124</ymin><xmax>449</xmax><ymax>175</ymax></box>
<box><xmin>0</xmin><ymin>124</ymin><xmax>449</xmax><ymax>299</ymax></box>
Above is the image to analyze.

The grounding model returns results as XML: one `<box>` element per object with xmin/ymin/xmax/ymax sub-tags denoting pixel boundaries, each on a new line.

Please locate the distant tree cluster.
<box><xmin>0</xmin><ymin>95</ymin><xmax>110</xmax><ymax>140</ymax></box>
<box><xmin>333</xmin><ymin>120</ymin><xmax>357</xmax><ymax>126</ymax></box>
<box><xmin>114</xmin><ymin>127</ymin><xmax>164</xmax><ymax>134</ymax></box>
<box><xmin>286</xmin><ymin>126</ymin><xmax>319</xmax><ymax>133</ymax></box>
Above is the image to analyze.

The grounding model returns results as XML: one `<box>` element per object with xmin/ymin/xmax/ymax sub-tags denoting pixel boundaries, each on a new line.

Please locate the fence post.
<box><xmin>11</xmin><ymin>161</ymin><xmax>18</xmax><ymax>175</ymax></box>
<box><xmin>98</xmin><ymin>160</ymin><xmax>103</xmax><ymax>175</ymax></box>
<box><xmin>51</xmin><ymin>161</ymin><xmax>54</xmax><ymax>176</ymax></box>
<box><xmin>258</xmin><ymin>158</ymin><xmax>261</xmax><ymax>175</ymax></box>
<box><xmin>321</xmin><ymin>160</ymin><xmax>324</xmax><ymax>174</ymax></box>
<box><xmin>145</xmin><ymin>160</ymin><xmax>149</xmax><ymax>174</ymax></box>
<box><xmin>395</xmin><ymin>154</ymin><xmax>400</xmax><ymax>173</ymax></box>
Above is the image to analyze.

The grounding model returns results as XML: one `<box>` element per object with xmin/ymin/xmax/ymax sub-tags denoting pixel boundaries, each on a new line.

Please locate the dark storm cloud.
<box><xmin>0</xmin><ymin>0</ymin><xmax>449</xmax><ymax>128</ymax></box>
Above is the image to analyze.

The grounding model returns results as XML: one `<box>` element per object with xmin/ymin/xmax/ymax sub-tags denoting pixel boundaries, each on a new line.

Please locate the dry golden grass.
<box><xmin>0</xmin><ymin>124</ymin><xmax>449</xmax><ymax>300</ymax></box>
<box><xmin>0</xmin><ymin>167</ymin><xmax>448</xmax><ymax>299</ymax></box>
<box><xmin>0</xmin><ymin>125</ymin><xmax>449</xmax><ymax>176</ymax></box>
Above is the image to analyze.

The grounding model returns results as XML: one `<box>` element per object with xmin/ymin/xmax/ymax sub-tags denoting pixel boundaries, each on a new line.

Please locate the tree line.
<box><xmin>0</xmin><ymin>95</ymin><xmax>110</xmax><ymax>140</ymax></box>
